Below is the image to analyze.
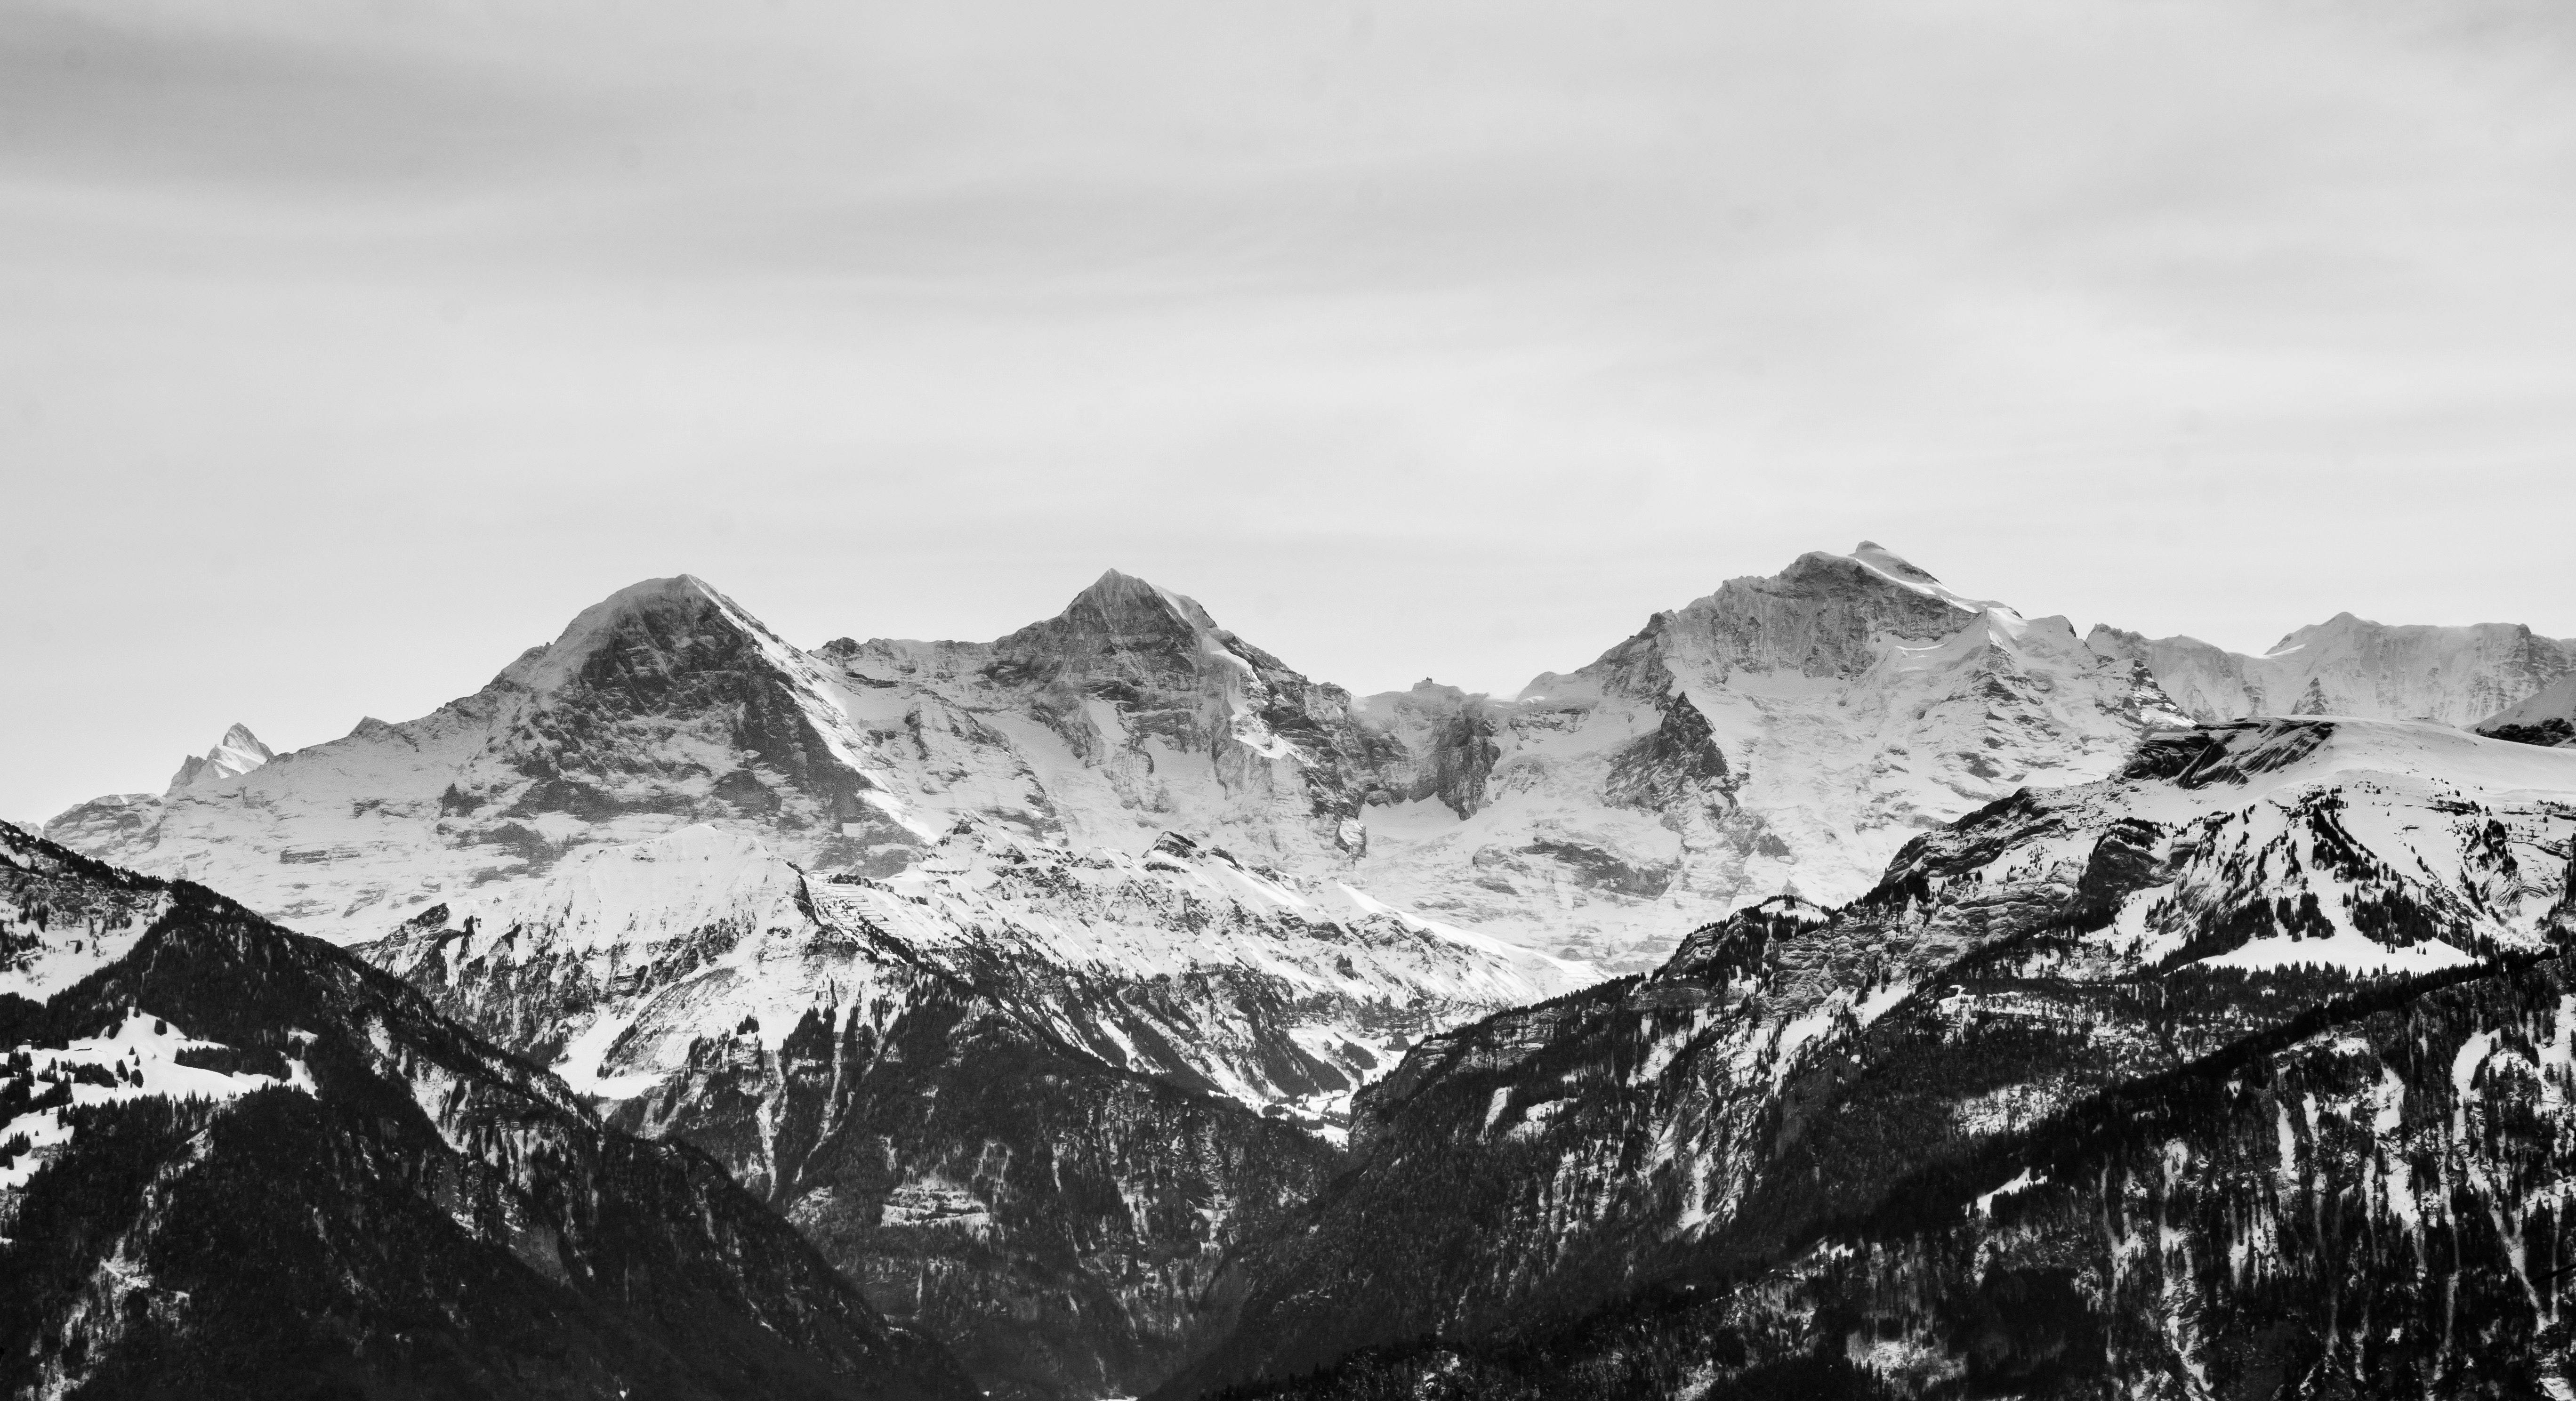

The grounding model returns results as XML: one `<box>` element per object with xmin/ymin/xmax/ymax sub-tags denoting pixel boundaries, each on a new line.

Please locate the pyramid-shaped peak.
<box><xmin>166</xmin><ymin>723</ymin><xmax>276</xmax><ymax>795</ymax></box>
<box><xmin>593</xmin><ymin>573</ymin><xmax>726</xmax><ymax>613</ymax></box>
<box><xmin>216</xmin><ymin>722</ymin><xmax>268</xmax><ymax>754</ymax></box>
<box><xmin>1062</xmin><ymin>568</ymin><xmax>1222</xmax><ymax>632</ymax></box>
<box><xmin>497</xmin><ymin>574</ymin><xmax>781</xmax><ymax>692</ymax></box>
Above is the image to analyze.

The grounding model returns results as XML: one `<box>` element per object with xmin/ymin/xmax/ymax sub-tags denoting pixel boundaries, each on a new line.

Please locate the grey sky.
<box><xmin>5</xmin><ymin>0</ymin><xmax>2575</xmax><ymax>821</ymax></box>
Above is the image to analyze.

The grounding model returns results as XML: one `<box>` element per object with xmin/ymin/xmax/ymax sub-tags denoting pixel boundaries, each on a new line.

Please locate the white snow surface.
<box><xmin>1350</xmin><ymin>544</ymin><xmax>2193</xmax><ymax>965</ymax></box>
<box><xmin>2482</xmin><ymin>671</ymin><xmax>2576</xmax><ymax>743</ymax></box>
<box><xmin>364</xmin><ymin>821</ymin><xmax>1594</xmax><ymax>1123</ymax></box>
<box><xmin>2019</xmin><ymin>719</ymin><xmax>2576</xmax><ymax>976</ymax></box>
<box><xmin>2090</xmin><ymin>615</ymin><xmax>2576</xmax><ymax>730</ymax></box>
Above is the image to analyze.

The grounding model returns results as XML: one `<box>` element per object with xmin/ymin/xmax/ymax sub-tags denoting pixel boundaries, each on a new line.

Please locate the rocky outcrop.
<box><xmin>607</xmin><ymin>985</ymin><xmax>1338</xmax><ymax>1401</ymax></box>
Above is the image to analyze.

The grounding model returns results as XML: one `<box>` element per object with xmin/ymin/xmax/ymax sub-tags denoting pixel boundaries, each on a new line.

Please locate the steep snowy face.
<box><xmin>50</xmin><ymin>548</ymin><xmax>2188</xmax><ymax>981</ymax></box>
<box><xmin>1346</xmin><ymin>544</ymin><xmax>2189</xmax><ymax>969</ymax></box>
<box><xmin>362</xmin><ymin>821</ymin><xmax>1590</xmax><ymax>1128</ymax></box>
<box><xmin>2482</xmin><ymin>670</ymin><xmax>2576</xmax><ymax>748</ymax></box>
<box><xmin>163</xmin><ymin>722</ymin><xmax>273</xmax><ymax>795</ymax></box>
<box><xmin>48</xmin><ymin>575</ymin><xmax>929</xmax><ymax>936</ymax></box>
<box><xmin>2090</xmin><ymin>613</ymin><xmax>2576</xmax><ymax>727</ymax></box>
<box><xmin>1167</xmin><ymin>718</ymin><xmax>2576</xmax><ymax>1393</ymax></box>
<box><xmin>821</xmin><ymin>569</ymin><xmax>1395</xmax><ymax>865</ymax></box>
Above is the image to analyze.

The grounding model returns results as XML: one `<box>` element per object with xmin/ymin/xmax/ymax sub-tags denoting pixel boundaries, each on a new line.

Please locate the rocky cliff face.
<box><xmin>2089</xmin><ymin>613</ymin><xmax>2576</xmax><ymax>729</ymax></box>
<box><xmin>0</xmin><ymin>821</ymin><xmax>973</xmax><ymax>1401</ymax></box>
<box><xmin>351</xmin><ymin>820</ymin><xmax>1570</xmax><ymax>1397</ymax></box>
<box><xmin>602</xmin><ymin>979</ymin><xmax>1338</xmax><ymax>1401</ymax></box>
<box><xmin>1161</xmin><ymin>718</ymin><xmax>2576</xmax><ymax>1398</ymax></box>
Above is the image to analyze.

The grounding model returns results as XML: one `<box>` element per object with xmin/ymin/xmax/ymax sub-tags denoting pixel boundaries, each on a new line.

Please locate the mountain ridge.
<box><xmin>1157</xmin><ymin>716</ymin><xmax>2576</xmax><ymax>1398</ymax></box>
<box><xmin>0</xmin><ymin>819</ymin><xmax>976</xmax><ymax>1401</ymax></box>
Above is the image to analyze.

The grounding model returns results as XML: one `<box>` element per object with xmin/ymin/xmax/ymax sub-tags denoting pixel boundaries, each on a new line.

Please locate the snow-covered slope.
<box><xmin>2089</xmin><ymin>612</ymin><xmax>2576</xmax><ymax>728</ymax></box>
<box><xmin>40</xmin><ymin>724</ymin><xmax>279</xmax><ymax>870</ymax></box>
<box><xmin>44</xmin><ymin>576</ymin><xmax>910</xmax><ymax>934</ymax></box>
<box><xmin>2481</xmin><ymin>669</ymin><xmax>2576</xmax><ymax>748</ymax></box>
<box><xmin>361</xmin><ymin>820</ymin><xmax>1586</xmax><ymax>1128</ymax></box>
<box><xmin>44</xmin><ymin>548</ymin><xmax>2206</xmax><ymax>979</ymax></box>
<box><xmin>817</xmin><ymin>568</ymin><xmax>1393</xmax><ymax>864</ymax></box>
<box><xmin>1346</xmin><ymin>542</ymin><xmax>2190</xmax><ymax>966</ymax></box>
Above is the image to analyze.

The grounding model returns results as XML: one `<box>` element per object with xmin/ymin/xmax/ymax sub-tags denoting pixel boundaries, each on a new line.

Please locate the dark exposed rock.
<box><xmin>0</xmin><ymin>822</ymin><xmax>974</xmax><ymax>1401</ymax></box>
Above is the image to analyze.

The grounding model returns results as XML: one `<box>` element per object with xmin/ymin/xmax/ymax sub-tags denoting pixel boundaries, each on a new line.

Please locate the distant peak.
<box><xmin>1074</xmin><ymin>567</ymin><xmax>1166</xmax><ymax>603</ymax></box>
<box><xmin>595</xmin><ymin>573</ymin><xmax>724</xmax><ymax>611</ymax></box>
<box><xmin>496</xmin><ymin>574</ymin><xmax>779</xmax><ymax>692</ymax></box>
<box><xmin>217</xmin><ymin>722</ymin><xmax>268</xmax><ymax>753</ymax></box>
<box><xmin>166</xmin><ymin>723</ymin><xmax>275</xmax><ymax>795</ymax></box>
<box><xmin>1777</xmin><ymin>542</ymin><xmax>2010</xmax><ymax>619</ymax></box>
<box><xmin>1062</xmin><ymin>568</ymin><xmax>1220</xmax><ymax>632</ymax></box>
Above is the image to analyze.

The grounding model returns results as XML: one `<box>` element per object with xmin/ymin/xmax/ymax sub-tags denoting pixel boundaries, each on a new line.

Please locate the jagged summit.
<box><xmin>493</xmin><ymin>573</ymin><xmax>781</xmax><ymax>694</ymax></box>
<box><xmin>828</xmin><ymin>568</ymin><xmax>1263</xmax><ymax>700</ymax></box>
<box><xmin>1072</xmin><ymin>566</ymin><xmax>1204</xmax><ymax>616</ymax></box>
<box><xmin>60</xmin><ymin>543</ymin><xmax>2567</xmax><ymax>978</ymax></box>
<box><xmin>163</xmin><ymin>722</ymin><xmax>274</xmax><ymax>795</ymax></box>
<box><xmin>1025</xmin><ymin>564</ymin><xmax>1226</xmax><ymax>641</ymax></box>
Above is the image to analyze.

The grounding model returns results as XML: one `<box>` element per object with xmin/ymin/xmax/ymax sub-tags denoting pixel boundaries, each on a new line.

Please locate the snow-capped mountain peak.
<box><xmin>493</xmin><ymin>572</ymin><xmax>794</xmax><ymax>694</ymax></box>
<box><xmin>1846</xmin><ymin>538</ymin><xmax>2013</xmax><ymax>618</ymax></box>
<box><xmin>163</xmin><ymin>722</ymin><xmax>274</xmax><ymax>795</ymax></box>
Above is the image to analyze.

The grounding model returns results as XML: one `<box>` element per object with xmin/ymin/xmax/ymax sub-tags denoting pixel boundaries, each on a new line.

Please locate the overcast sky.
<box><xmin>5</xmin><ymin>0</ymin><xmax>2575</xmax><ymax>820</ymax></box>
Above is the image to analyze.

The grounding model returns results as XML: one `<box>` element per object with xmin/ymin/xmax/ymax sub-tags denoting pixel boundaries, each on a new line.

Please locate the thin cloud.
<box><xmin>3</xmin><ymin>0</ymin><xmax>2573</xmax><ymax>820</ymax></box>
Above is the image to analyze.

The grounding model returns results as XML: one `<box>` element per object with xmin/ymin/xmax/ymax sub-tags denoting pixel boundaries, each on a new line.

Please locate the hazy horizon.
<box><xmin>8</xmin><ymin>0</ymin><xmax>2576</xmax><ymax>820</ymax></box>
